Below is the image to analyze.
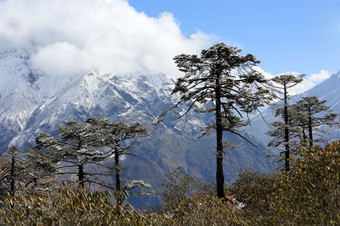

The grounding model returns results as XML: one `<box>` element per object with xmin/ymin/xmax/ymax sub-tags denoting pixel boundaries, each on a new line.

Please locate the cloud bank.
<box><xmin>0</xmin><ymin>0</ymin><xmax>212</xmax><ymax>77</ymax></box>
<box><xmin>308</xmin><ymin>69</ymin><xmax>331</xmax><ymax>83</ymax></box>
<box><xmin>253</xmin><ymin>67</ymin><xmax>315</xmax><ymax>95</ymax></box>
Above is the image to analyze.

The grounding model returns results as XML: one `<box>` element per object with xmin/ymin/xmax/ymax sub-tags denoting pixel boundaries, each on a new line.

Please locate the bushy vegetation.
<box><xmin>0</xmin><ymin>183</ymin><xmax>245</xmax><ymax>225</ymax></box>
<box><xmin>269</xmin><ymin>141</ymin><xmax>340</xmax><ymax>224</ymax></box>
<box><xmin>232</xmin><ymin>141</ymin><xmax>340</xmax><ymax>224</ymax></box>
<box><xmin>0</xmin><ymin>141</ymin><xmax>338</xmax><ymax>225</ymax></box>
<box><xmin>0</xmin><ymin>182</ymin><xmax>157</xmax><ymax>225</ymax></box>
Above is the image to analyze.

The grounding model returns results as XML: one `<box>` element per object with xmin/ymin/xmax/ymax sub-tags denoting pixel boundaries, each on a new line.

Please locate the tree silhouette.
<box><xmin>267</xmin><ymin>73</ymin><xmax>304</xmax><ymax>172</ymax></box>
<box><xmin>155</xmin><ymin>43</ymin><xmax>274</xmax><ymax>198</ymax></box>
<box><xmin>291</xmin><ymin>96</ymin><xmax>338</xmax><ymax>146</ymax></box>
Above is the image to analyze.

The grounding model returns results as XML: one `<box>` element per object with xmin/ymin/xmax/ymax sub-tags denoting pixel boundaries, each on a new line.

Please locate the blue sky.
<box><xmin>0</xmin><ymin>0</ymin><xmax>339</xmax><ymax>87</ymax></box>
<box><xmin>129</xmin><ymin>0</ymin><xmax>340</xmax><ymax>82</ymax></box>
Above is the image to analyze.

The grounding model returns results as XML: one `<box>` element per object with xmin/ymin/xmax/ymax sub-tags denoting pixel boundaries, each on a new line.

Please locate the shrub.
<box><xmin>232</xmin><ymin>141</ymin><xmax>340</xmax><ymax>225</ymax></box>
<box><xmin>230</xmin><ymin>169</ymin><xmax>278</xmax><ymax>222</ymax></box>
<box><xmin>0</xmin><ymin>182</ymin><xmax>153</xmax><ymax>225</ymax></box>
<box><xmin>269</xmin><ymin>141</ymin><xmax>340</xmax><ymax>224</ymax></box>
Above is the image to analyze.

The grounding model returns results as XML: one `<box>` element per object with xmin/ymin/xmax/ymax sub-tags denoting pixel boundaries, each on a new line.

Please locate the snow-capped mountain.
<box><xmin>296</xmin><ymin>71</ymin><xmax>340</xmax><ymax>141</ymax></box>
<box><xmin>301</xmin><ymin>71</ymin><xmax>340</xmax><ymax>113</ymax></box>
<box><xmin>0</xmin><ymin>49</ymin><xmax>82</xmax><ymax>148</ymax></box>
<box><xmin>0</xmin><ymin>49</ymin><xmax>276</xmax><ymax>207</ymax></box>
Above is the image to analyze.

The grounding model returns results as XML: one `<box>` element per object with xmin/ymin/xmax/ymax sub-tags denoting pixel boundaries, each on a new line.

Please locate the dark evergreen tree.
<box><xmin>33</xmin><ymin>121</ymin><xmax>100</xmax><ymax>187</ymax></box>
<box><xmin>266</xmin><ymin>107</ymin><xmax>301</xmax><ymax>168</ymax></box>
<box><xmin>154</xmin><ymin>43</ymin><xmax>274</xmax><ymax>198</ymax></box>
<box><xmin>267</xmin><ymin>74</ymin><xmax>305</xmax><ymax>172</ymax></box>
<box><xmin>31</xmin><ymin>117</ymin><xmax>149</xmax><ymax>205</ymax></box>
<box><xmin>291</xmin><ymin>96</ymin><xmax>338</xmax><ymax>147</ymax></box>
<box><xmin>85</xmin><ymin>117</ymin><xmax>149</xmax><ymax>205</ymax></box>
<box><xmin>0</xmin><ymin>146</ymin><xmax>35</xmax><ymax>197</ymax></box>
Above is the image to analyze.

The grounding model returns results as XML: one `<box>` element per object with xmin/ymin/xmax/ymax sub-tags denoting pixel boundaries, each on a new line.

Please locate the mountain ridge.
<box><xmin>1</xmin><ymin>49</ymin><xmax>279</xmax><ymax>207</ymax></box>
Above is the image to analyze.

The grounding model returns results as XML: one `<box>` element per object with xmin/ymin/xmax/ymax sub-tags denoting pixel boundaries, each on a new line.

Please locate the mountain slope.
<box><xmin>0</xmin><ymin>49</ymin><xmax>84</xmax><ymax>148</ymax></box>
<box><xmin>0</xmin><ymin>49</ymin><xmax>276</xmax><ymax>207</ymax></box>
<box><xmin>247</xmin><ymin>71</ymin><xmax>340</xmax><ymax>146</ymax></box>
<box><xmin>301</xmin><ymin>71</ymin><xmax>340</xmax><ymax>114</ymax></box>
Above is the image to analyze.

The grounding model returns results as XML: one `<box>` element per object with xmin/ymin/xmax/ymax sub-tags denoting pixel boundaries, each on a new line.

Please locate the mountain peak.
<box><xmin>0</xmin><ymin>48</ymin><xmax>280</xmax><ymax>208</ymax></box>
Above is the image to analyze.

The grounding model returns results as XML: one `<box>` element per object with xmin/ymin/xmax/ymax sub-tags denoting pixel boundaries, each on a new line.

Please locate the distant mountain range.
<box><xmin>2</xmin><ymin>48</ymin><xmax>339</xmax><ymax>207</ymax></box>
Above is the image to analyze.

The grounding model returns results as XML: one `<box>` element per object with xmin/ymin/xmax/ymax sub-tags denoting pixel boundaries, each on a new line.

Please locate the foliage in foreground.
<box><xmin>0</xmin><ymin>183</ymin><xmax>154</xmax><ymax>225</ymax></box>
<box><xmin>270</xmin><ymin>141</ymin><xmax>340</xmax><ymax>224</ymax></box>
<box><xmin>232</xmin><ymin>141</ymin><xmax>340</xmax><ymax>225</ymax></box>
<box><xmin>0</xmin><ymin>183</ymin><xmax>245</xmax><ymax>225</ymax></box>
<box><xmin>158</xmin><ymin>168</ymin><xmax>246</xmax><ymax>225</ymax></box>
<box><xmin>0</xmin><ymin>141</ymin><xmax>339</xmax><ymax>225</ymax></box>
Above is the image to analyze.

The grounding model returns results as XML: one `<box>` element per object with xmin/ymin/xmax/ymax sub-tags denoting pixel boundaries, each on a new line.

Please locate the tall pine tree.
<box><xmin>267</xmin><ymin>73</ymin><xmax>304</xmax><ymax>172</ymax></box>
<box><xmin>155</xmin><ymin>43</ymin><xmax>274</xmax><ymax>198</ymax></box>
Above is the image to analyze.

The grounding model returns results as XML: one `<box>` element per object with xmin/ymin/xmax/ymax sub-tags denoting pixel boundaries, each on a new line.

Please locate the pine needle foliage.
<box><xmin>267</xmin><ymin>73</ymin><xmax>305</xmax><ymax>171</ymax></box>
<box><xmin>291</xmin><ymin>96</ymin><xmax>338</xmax><ymax>146</ymax></box>
<box><xmin>29</xmin><ymin>117</ymin><xmax>150</xmax><ymax>205</ymax></box>
<box><xmin>155</xmin><ymin>43</ymin><xmax>275</xmax><ymax>198</ymax></box>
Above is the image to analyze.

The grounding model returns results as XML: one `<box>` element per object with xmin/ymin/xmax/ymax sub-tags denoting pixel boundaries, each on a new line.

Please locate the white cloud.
<box><xmin>278</xmin><ymin>71</ymin><xmax>315</xmax><ymax>95</ymax></box>
<box><xmin>308</xmin><ymin>69</ymin><xmax>331</xmax><ymax>83</ymax></box>
<box><xmin>0</xmin><ymin>0</ymin><xmax>213</xmax><ymax>77</ymax></box>
<box><xmin>252</xmin><ymin>67</ymin><xmax>315</xmax><ymax>95</ymax></box>
<box><xmin>289</xmin><ymin>78</ymin><xmax>315</xmax><ymax>95</ymax></box>
<box><xmin>252</xmin><ymin>66</ymin><xmax>273</xmax><ymax>80</ymax></box>
<box><xmin>31</xmin><ymin>42</ymin><xmax>90</xmax><ymax>76</ymax></box>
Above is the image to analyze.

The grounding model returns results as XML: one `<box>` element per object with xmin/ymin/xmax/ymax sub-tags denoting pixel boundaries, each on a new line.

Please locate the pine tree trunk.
<box><xmin>283</xmin><ymin>83</ymin><xmax>290</xmax><ymax>172</ymax></box>
<box><xmin>308</xmin><ymin>110</ymin><xmax>313</xmax><ymax>147</ymax></box>
<box><xmin>215</xmin><ymin>72</ymin><xmax>225</xmax><ymax>199</ymax></box>
<box><xmin>115</xmin><ymin>149</ymin><xmax>122</xmax><ymax>205</ymax></box>
<box><xmin>302</xmin><ymin>128</ymin><xmax>306</xmax><ymax>143</ymax></box>
<box><xmin>10</xmin><ymin>155</ymin><xmax>15</xmax><ymax>197</ymax></box>
<box><xmin>78</xmin><ymin>164</ymin><xmax>84</xmax><ymax>187</ymax></box>
<box><xmin>115</xmin><ymin>149</ymin><xmax>121</xmax><ymax>191</ymax></box>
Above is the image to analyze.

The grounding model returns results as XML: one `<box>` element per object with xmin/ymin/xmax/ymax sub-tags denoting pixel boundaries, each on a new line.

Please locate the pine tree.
<box><xmin>291</xmin><ymin>96</ymin><xmax>338</xmax><ymax>146</ymax></box>
<box><xmin>266</xmin><ymin>107</ymin><xmax>302</xmax><ymax>168</ymax></box>
<box><xmin>33</xmin><ymin>121</ymin><xmax>97</xmax><ymax>187</ymax></box>
<box><xmin>26</xmin><ymin>145</ymin><xmax>56</xmax><ymax>187</ymax></box>
<box><xmin>85</xmin><ymin>117</ymin><xmax>149</xmax><ymax>205</ymax></box>
<box><xmin>154</xmin><ymin>43</ymin><xmax>274</xmax><ymax>198</ymax></box>
<box><xmin>31</xmin><ymin>117</ymin><xmax>149</xmax><ymax>204</ymax></box>
<box><xmin>267</xmin><ymin>73</ymin><xmax>305</xmax><ymax>172</ymax></box>
<box><xmin>0</xmin><ymin>146</ymin><xmax>35</xmax><ymax>197</ymax></box>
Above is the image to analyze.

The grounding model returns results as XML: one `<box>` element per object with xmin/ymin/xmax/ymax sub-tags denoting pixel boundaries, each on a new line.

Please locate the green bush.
<box><xmin>164</xmin><ymin>193</ymin><xmax>247</xmax><ymax>225</ymax></box>
<box><xmin>230</xmin><ymin>169</ymin><xmax>278</xmax><ymax>222</ymax></box>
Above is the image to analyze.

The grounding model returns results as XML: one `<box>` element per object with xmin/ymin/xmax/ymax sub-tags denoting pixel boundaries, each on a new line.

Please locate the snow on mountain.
<box><xmin>301</xmin><ymin>71</ymin><xmax>340</xmax><ymax>113</ymax></box>
<box><xmin>0</xmin><ymin>49</ymin><xmax>84</xmax><ymax>147</ymax></box>
<box><xmin>0</xmin><ymin>49</ymin><xmax>276</xmax><ymax>207</ymax></box>
<box><xmin>0</xmin><ymin>49</ymin><xmax>41</xmax><ymax>145</ymax></box>
<box><xmin>8</xmin><ymin>70</ymin><xmax>179</xmax><ymax>147</ymax></box>
<box><xmin>0</xmin><ymin>50</ymin><xmax>36</xmax><ymax>119</ymax></box>
<box><xmin>297</xmin><ymin>71</ymin><xmax>340</xmax><ymax>140</ymax></box>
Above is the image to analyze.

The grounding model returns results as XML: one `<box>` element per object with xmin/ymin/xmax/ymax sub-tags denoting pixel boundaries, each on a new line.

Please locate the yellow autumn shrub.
<box><xmin>0</xmin><ymin>182</ymin><xmax>157</xmax><ymax>225</ymax></box>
